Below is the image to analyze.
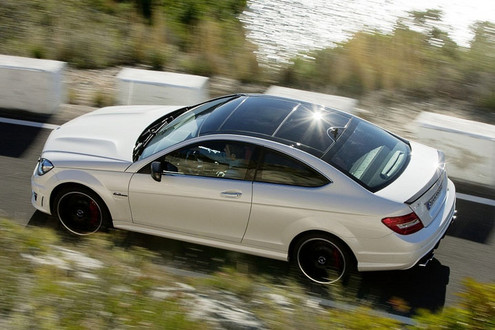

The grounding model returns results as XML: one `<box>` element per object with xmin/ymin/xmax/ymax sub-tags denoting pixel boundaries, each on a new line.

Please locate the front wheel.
<box><xmin>293</xmin><ymin>234</ymin><xmax>353</xmax><ymax>284</ymax></box>
<box><xmin>55</xmin><ymin>187</ymin><xmax>110</xmax><ymax>235</ymax></box>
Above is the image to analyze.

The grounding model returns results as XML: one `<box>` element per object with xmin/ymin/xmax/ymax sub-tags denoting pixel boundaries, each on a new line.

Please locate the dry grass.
<box><xmin>280</xmin><ymin>19</ymin><xmax>495</xmax><ymax>111</ymax></box>
<box><xmin>0</xmin><ymin>0</ymin><xmax>259</xmax><ymax>81</ymax></box>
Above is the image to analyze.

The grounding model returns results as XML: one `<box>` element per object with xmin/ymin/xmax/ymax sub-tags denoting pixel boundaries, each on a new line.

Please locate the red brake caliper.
<box><xmin>88</xmin><ymin>200</ymin><xmax>99</xmax><ymax>227</ymax></box>
<box><xmin>333</xmin><ymin>248</ymin><xmax>341</xmax><ymax>270</ymax></box>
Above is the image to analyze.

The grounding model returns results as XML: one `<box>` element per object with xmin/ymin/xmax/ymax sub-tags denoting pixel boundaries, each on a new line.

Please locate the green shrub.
<box><xmin>412</xmin><ymin>278</ymin><xmax>495</xmax><ymax>329</ymax></box>
<box><xmin>179</xmin><ymin>54</ymin><xmax>215</xmax><ymax>77</ymax></box>
<box><xmin>92</xmin><ymin>91</ymin><xmax>114</xmax><ymax>107</ymax></box>
<box><xmin>30</xmin><ymin>45</ymin><xmax>47</xmax><ymax>59</ymax></box>
<box><xmin>479</xmin><ymin>92</ymin><xmax>495</xmax><ymax>110</ymax></box>
<box><xmin>197</xmin><ymin>266</ymin><xmax>257</xmax><ymax>298</ymax></box>
<box><xmin>148</xmin><ymin>49</ymin><xmax>167</xmax><ymax>71</ymax></box>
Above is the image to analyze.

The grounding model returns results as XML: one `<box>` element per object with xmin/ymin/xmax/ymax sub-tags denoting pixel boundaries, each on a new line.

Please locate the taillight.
<box><xmin>382</xmin><ymin>212</ymin><xmax>424</xmax><ymax>235</ymax></box>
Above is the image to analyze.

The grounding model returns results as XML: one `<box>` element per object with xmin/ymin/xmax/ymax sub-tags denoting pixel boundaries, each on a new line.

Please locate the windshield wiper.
<box><xmin>133</xmin><ymin>119</ymin><xmax>169</xmax><ymax>161</ymax></box>
<box><xmin>132</xmin><ymin>107</ymin><xmax>191</xmax><ymax>161</ymax></box>
<box><xmin>133</xmin><ymin>134</ymin><xmax>153</xmax><ymax>162</ymax></box>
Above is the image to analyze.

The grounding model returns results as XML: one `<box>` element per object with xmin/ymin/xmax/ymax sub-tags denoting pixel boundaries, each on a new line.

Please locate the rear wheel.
<box><xmin>293</xmin><ymin>234</ymin><xmax>352</xmax><ymax>284</ymax></box>
<box><xmin>55</xmin><ymin>187</ymin><xmax>110</xmax><ymax>235</ymax></box>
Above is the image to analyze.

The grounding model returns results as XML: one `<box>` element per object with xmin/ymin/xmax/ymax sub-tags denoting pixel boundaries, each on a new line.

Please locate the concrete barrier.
<box><xmin>117</xmin><ymin>68</ymin><xmax>209</xmax><ymax>106</ymax></box>
<box><xmin>264</xmin><ymin>86</ymin><xmax>358</xmax><ymax>114</ymax></box>
<box><xmin>413</xmin><ymin>112</ymin><xmax>495</xmax><ymax>187</ymax></box>
<box><xmin>0</xmin><ymin>55</ymin><xmax>66</xmax><ymax>114</ymax></box>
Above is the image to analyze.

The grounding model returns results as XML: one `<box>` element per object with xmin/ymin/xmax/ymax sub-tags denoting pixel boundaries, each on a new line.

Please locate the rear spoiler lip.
<box><xmin>405</xmin><ymin>151</ymin><xmax>445</xmax><ymax>204</ymax></box>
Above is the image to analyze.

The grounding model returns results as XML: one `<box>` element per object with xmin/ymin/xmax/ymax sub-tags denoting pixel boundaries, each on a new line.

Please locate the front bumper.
<box><xmin>31</xmin><ymin>166</ymin><xmax>56</xmax><ymax>215</ymax></box>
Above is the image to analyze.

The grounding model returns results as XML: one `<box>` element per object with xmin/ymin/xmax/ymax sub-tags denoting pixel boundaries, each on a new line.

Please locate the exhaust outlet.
<box><xmin>418</xmin><ymin>251</ymin><xmax>434</xmax><ymax>267</ymax></box>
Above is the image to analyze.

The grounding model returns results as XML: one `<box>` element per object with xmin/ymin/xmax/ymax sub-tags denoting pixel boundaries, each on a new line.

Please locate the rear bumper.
<box><xmin>416</xmin><ymin>208</ymin><xmax>457</xmax><ymax>267</ymax></box>
<box><xmin>356</xmin><ymin>179</ymin><xmax>456</xmax><ymax>271</ymax></box>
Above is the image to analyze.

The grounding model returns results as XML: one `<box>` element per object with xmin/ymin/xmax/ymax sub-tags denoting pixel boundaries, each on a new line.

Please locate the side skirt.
<box><xmin>113</xmin><ymin>221</ymin><xmax>288</xmax><ymax>262</ymax></box>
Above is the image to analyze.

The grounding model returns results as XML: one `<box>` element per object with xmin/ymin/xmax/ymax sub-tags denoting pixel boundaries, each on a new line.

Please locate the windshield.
<box><xmin>139</xmin><ymin>96</ymin><xmax>237</xmax><ymax>160</ymax></box>
<box><xmin>324</xmin><ymin>120</ymin><xmax>410</xmax><ymax>192</ymax></box>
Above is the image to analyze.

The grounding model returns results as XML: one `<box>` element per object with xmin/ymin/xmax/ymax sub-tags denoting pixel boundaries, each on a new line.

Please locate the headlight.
<box><xmin>36</xmin><ymin>158</ymin><xmax>54</xmax><ymax>176</ymax></box>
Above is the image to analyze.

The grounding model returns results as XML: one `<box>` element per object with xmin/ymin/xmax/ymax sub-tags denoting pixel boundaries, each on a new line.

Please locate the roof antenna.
<box><xmin>328</xmin><ymin>127</ymin><xmax>339</xmax><ymax>139</ymax></box>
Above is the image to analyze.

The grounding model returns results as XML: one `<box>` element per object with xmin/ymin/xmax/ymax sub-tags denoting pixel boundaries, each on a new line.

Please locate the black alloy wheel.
<box><xmin>294</xmin><ymin>235</ymin><xmax>351</xmax><ymax>284</ymax></box>
<box><xmin>55</xmin><ymin>188</ymin><xmax>109</xmax><ymax>235</ymax></box>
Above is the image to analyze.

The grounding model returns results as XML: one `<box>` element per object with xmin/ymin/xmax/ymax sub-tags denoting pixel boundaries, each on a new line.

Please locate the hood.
<box><xmin>42</xmin><ymin>105</ymin><xmax>182</xmax><ymax>162</ymax></box>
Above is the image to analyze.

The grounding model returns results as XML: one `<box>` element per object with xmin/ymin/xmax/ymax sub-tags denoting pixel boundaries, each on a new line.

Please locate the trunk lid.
<box><xmin>407</xmin><ymin>169</ymin><xmax>448</xmax><ymax>227</ymax></box>
<box><xmin>375</xmin><ymin>141</ymin><xmax>447</xmax><ymax>227</ymax></box>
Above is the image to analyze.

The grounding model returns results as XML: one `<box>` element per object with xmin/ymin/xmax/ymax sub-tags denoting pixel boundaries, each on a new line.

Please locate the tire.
<box><xmin>292</xmin><ymin>234</ymin><xmax>353</xmax><ymax>284</ymax></box>
<box><xmin>54</xmin><ymin>187</ymin><xmax>110</xmax><ymax>236</ymax></box>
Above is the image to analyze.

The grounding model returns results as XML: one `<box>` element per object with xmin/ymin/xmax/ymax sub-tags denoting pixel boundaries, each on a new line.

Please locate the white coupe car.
<box><xmin>32</xmin><ymin>94</ymin><xmax>456</xmax><ymax>283</ymax></box>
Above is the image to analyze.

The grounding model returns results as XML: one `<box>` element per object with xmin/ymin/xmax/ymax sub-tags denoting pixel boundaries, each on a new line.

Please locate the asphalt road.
<box><xmin>0</xmin><ymin>114</ymin><xmax>493</xmax><ymax>317</ymax></box>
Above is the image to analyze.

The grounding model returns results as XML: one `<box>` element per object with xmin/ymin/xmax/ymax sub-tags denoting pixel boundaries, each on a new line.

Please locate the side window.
<box><xmin>164</xmin><ymin>141</ymin><xmax>255</xmax><ymax>180</ymax></box>
<box><xmin>255</xmin><ymin>149</ymin><xmax>329</xmax><ymax>187</ymax></box>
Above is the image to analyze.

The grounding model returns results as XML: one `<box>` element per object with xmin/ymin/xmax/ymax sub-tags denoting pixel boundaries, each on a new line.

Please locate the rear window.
<box><xmin>324</xmin><ymin>120</ymin><xmax>410</xmax><ymax>192</ymax></box>
<box><xmin>256</xmin><ymin>149</ymin><xmax>330</xmax><ymax>187</ymax></box>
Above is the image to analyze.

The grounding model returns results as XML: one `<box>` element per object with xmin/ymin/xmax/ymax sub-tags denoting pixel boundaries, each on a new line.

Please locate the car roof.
<box><xmin>197</xmin><ymin>94</ymin><xmax>353</xmax><ymax>157</ymax></box>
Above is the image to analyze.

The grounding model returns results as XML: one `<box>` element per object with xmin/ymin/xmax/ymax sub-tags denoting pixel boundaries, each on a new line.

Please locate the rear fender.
<box><xmin>282</xmin><ymin>216</ymin><xmax>357</xmax><ymax>255</ymax></box>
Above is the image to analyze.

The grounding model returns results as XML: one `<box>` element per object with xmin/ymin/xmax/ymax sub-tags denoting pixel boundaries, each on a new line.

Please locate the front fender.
<box><xmin>51</xmin><ymin>168</ymin><xmax>133</xmax><ymax>224</ymax></box>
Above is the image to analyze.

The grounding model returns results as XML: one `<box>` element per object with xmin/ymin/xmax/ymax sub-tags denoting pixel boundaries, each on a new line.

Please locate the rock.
<box><xmin>267</xmin><ymin>293</ymin><xmax>292</xmax><ymax>309</ymax></box>
<box><xmin>187</xmin><ymin>292</ymin><xmax>264</xmax><ymax>330</ymax></box>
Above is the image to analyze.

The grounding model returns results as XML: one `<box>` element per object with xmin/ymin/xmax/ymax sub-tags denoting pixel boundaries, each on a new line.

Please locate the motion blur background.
<box><xmin>1</xmin><ymin>0</ymin><xmax>495</xmax><ymax>111</ymax></box>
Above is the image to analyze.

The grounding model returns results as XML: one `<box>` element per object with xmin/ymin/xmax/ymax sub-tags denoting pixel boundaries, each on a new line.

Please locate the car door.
<box><xmin>242</xmin><ymin>148</ymin><xmax>331</xmax><ymax>250</ymax></box>
<box><xmin>128</xmin><ymin>140</ymin><xmax>256</xmax><ymax>243</ymax></box>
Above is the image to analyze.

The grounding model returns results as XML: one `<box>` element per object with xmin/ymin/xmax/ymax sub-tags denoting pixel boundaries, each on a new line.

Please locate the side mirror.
<box><xmin>151</xmin><ymin>161</ymin><xmax>163</xmax><ymax>182</ymax></box>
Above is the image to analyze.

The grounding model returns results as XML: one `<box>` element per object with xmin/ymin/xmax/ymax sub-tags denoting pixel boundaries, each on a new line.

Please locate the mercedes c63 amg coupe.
<box><xmin>32</xmin><ymin>94</ymin><xmax>456</xmax><ymax>283</ymax></box>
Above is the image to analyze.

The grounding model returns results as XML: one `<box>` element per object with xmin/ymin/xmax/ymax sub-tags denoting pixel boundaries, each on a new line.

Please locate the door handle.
<box><xmin>221</xmin><ymin>191</ymin><xmax>242</xmax><ymax>199</ymax></box>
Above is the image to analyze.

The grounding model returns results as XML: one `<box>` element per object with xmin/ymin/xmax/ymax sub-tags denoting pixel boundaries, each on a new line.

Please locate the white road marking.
<box><xmin>0</xmin><ymin>117</ymin><xmax>59</xmax><ymax>130</ymax></box>
<box><xmin>456</xmin><ymin>193</ymin><xmax>495</xmax><ymax>207</ymax></box>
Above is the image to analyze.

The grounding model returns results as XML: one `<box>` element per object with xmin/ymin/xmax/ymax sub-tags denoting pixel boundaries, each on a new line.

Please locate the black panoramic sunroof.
<box><xmin>198</xmin><ymin>95</ymin><xmax>352</xmax><ymax>157</ymax></box>
<box><xmin>219</xmin><ymin>96</ymin><xmax>299</xmax><ymax>135</ymax></box>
